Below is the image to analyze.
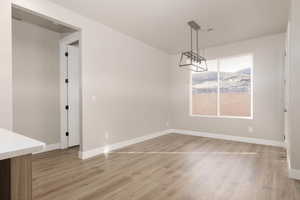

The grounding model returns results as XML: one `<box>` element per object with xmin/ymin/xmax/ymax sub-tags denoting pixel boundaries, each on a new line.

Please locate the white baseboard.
<box><xmin>167</xmin><ymin>129</ymin><xmax>285</xmax><ymax>148</ymax></box>
<box><xmin>79</xmin><ymin>130</ymin><xmax>169</xmax><ymax>160</ymax></box>
<box><xmin>287</xmin><ymin>156</ymin><xmax>300</xmax><ymax>180</ymax></box>
<box><xmin>289</xmin><ymin>168</ymin><xmax>300</xmax><ymax>180</ymax></box>
<box><xmin>79</xmin><ymin>128</ymin><xmax>285</xmax><ymax>160</ymax></box>
<box><xmin>34</xmin><ymin>143</ymin><xmax>61</xmax><ymax>154</ymax></box>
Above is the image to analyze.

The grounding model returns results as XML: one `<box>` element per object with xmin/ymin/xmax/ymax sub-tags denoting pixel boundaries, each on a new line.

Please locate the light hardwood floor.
<box><xmin>32</xmin><ymin>134</ymin><xmax>300</xmax><ymax>200</ymax></box>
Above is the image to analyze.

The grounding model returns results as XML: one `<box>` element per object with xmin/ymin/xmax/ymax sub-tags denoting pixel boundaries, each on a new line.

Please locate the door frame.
<box><xmin>284</xmin><ymin>30</ymin><xmax>290</xmax><ymax>148</ymax></box>
<box><xmin>59</xmin><ymin>32</ymin><xmax>82</xmax><ymax>149</ymax></box>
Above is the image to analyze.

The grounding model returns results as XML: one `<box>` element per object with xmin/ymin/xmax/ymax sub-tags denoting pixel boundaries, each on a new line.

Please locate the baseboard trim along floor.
<box><xmin>79</xmin><ymin>129</ymin><xmax>285</xmax><ymax>160</ymax></box>
<box><xmin>79</xmin><ymin>130</ymin><xmax>169</xmax><ymax>160</ymax></box>
<box><xmin>289</xmin><ymin>168</ymin><xmax>300</xmax><ymax>180</ymax></box>
<box><xmin>169</xmin><ymin>129</ymin><xmax>285</xmax><ymax>148</ymax></box>
<box><xmin>287</xmin><ymin>156</ymin><xmax>300</xmax><ymax>180</ymax></box>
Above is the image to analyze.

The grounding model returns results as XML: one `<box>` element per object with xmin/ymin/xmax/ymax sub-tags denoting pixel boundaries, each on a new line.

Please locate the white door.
<box><xmin>67</xmin><ymin>45</ymin><xmax>81</xmax><ymax>147</ymax></box>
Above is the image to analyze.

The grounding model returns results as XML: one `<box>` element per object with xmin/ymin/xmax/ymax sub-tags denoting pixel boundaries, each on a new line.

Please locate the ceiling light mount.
<box><xmin>187</xmin><ymin>21</ymin><xmax>201</xmax><ymax>31</ymax></box>
<box><xmin>179</xmin><ymin>21</ymin><xmax>208</xmax><ymax>72</ymax></box>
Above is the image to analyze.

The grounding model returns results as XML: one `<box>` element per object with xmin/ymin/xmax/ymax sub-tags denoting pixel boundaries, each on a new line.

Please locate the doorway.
<box><xmin>12</xmin><ymin>6</ymin><xmax>82</xmax><ymax>152</ymax></box>
<box><xmin>60</xmin><ymin>33</ymin><xmax>82</xmax><ymax>149</ymax></box>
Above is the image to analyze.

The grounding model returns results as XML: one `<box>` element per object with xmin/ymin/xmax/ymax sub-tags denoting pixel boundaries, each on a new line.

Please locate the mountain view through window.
<box><xmin>191</xmin><ymin>54</ymin><xmax>252</xmax><ymax>118</ymax></box>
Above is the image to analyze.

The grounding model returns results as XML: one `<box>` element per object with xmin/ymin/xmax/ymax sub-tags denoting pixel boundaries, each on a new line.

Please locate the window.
<box><xmin>191</xmin><ymin>54</ymin><xmax>253</xmax><ymax>118</ymax></box>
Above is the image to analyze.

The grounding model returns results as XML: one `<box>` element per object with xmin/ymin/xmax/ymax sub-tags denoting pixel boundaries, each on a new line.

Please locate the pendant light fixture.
<box><xmin>179</xmin><ymin>21</ymin><xmax>208</xmax><ymax>72</ymax></box>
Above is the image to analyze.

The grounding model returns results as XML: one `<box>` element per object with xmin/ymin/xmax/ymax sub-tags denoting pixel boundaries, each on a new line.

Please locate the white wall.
<box><xmin>3</xmin><ymin>0</ymin><xmax>286</xmax><ymax>157</ymax></box>
<box><xmin>169</xmin><ymin>34</ymin><xmax>285</xmax><ymax>142</ymax></box>
<box><xmin>81</xmin><ymin>23</ymin><xmax>170</xmax><ymax>151</ymax></box>
<box><xmin>12</xmin><ymin>0</ymin><xmax>170</xmax><ymax>152</ymax></box>
<box><xmin>287</xmin><ymin>0</ymin><xmax>300</xmax><ymax>171</ymax></box>
<box><xmin>12</xmin><ymin>19</ymin><xmax>61</xmax><ymax>145</ymax></box>
<box><xmin>0</xmin><ymin>0</ymin><xmax>13</xmax><ymax>130</ymax></box>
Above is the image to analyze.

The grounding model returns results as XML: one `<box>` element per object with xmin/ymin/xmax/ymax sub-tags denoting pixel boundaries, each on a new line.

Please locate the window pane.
<box><xmin>219</xmin><ymin>55</ymin><xmax>252</xmax><ymax>117</ymax></box>
<box><xmin>192</xmin><ymin>60</ymin><xmax>218</xmax><ymax>115</ymax></box>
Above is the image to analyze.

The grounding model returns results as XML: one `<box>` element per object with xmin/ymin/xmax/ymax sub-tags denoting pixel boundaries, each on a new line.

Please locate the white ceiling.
<box><xmin>47</xmin><ymin>0</ymin><xmax>289</xmax><ymax>54</ymax></box>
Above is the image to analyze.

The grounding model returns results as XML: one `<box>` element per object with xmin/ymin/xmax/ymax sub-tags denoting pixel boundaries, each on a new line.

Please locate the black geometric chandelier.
<box><xmin>179</xmin><ymin>21</ymin><xmax>208</xmax><ymax>72</ymax></box>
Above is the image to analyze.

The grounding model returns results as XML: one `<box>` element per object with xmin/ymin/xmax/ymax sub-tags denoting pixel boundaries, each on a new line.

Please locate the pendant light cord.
<box><xmin>190</xmin><ymin>26</ymin><xmax>193</xmax><ymax>58</ymax></box>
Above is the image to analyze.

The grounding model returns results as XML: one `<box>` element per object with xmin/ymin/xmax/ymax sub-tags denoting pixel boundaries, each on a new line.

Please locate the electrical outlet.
<box><xmin>105</xmin><ymin>132</ymin><xmax>109</xmax><ymax>140</ymax></box>
<box><xmin>248</xmin><ymin>126</ymin><xmax>253</xmax><ymax>133</ymax></box>
<box><xmin>166</xmin><ymin>121</ymin><xmax>169</xmax><ymax>127</ymax></box>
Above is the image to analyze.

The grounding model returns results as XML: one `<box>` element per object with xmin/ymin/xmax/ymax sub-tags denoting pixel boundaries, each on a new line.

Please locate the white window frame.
<box><xmin>189</xmin><ymin>54</ymin><xmax>254</xmax><ymax>120</ymax></box>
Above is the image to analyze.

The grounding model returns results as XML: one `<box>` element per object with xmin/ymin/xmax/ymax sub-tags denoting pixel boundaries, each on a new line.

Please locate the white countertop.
<box><xmin>0</xmin><ymin>129</ymin><xmax>45</xmax><ymax>160</ymax></box>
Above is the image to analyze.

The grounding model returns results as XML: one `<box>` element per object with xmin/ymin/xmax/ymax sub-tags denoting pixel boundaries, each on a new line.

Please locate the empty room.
<box><xmin>0</xmin><ymin>0</ymin><xmax>300</xmax><ymax>200</ymax></box>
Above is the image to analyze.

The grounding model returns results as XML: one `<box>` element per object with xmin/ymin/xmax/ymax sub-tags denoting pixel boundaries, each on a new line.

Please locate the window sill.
<box><xmin>189</xmin><ymin>114</ymin><xmax>253</xmax><ymax>120</ymax></box>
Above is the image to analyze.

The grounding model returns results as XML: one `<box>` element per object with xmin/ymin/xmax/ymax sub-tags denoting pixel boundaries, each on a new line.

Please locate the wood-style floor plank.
<box><xmin>32</xmin><ymin>134</ymin><xmax>300</xmax><ymax>200</ymax></box>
